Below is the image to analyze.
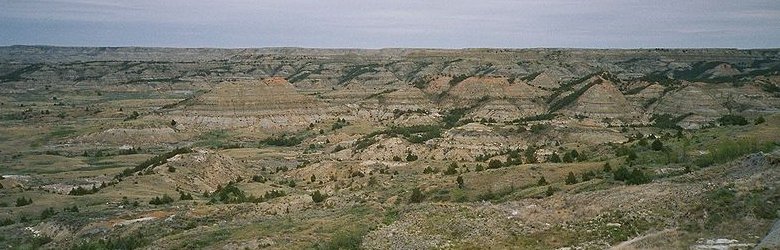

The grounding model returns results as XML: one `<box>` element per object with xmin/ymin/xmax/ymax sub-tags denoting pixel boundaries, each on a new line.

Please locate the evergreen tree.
<box><xmin>565</xmin><ymin>172</ymin><xmax>578</xmax><ymax>185</ymax></box>
<box><xmin>651</xmin><ymin>139</ymin><xmax>664</xmax><ymax>151</ymax></box>
<box><xmin>548</xmin><ymin>152</ymin><xmax>561</xmax><ymax>163</ymax></box>
<box><xmin>525</xmin><ymin>147</ymin><xmax>537</xmax><ymax>163</ymax></box>
<box><xmin>456</xmin><ymin>176</ymin><xmax>464</xmax><ymax>189</ymax></box>
<box><xmin>545</xmin><ymin>186</ymin><xmax>556</xmax><ymax>196</ymax></box>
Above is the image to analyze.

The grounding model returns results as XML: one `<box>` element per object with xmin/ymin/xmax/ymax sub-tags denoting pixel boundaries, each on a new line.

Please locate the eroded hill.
<box><xmin>0</xmin><ymin>46</ymin><xmax>779</xmax><ymax>249</ymax></box>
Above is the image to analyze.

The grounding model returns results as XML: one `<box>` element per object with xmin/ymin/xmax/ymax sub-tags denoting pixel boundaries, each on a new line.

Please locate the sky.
<box><xmin>1</xmin><ymin>0</ymin><xmax>779</xmax><ymax>48</ymax></box>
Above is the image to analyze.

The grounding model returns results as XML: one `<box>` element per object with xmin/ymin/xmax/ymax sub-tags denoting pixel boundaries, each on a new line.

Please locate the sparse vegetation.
<box><xmin>694</xmin><ymin>137</ymin><xmax>775</xmax><ymax>167</ymax></box>
<box><xmin>1</xmin><ymin>48</ymin><xmax>778</xmax><ymax>249</ymax></box>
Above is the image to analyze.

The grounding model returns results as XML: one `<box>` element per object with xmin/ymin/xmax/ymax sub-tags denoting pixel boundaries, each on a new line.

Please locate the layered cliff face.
<box><xmin>562</xmin><ymin>77</ymin><xmax>645</xmax><ymax>124</ymax></box>
<box><xmin>178</xmin><ymin>77</ymin><xmax>333</xmax><ymax>130</ymax></box>
<box><xmin>651</xmin><ymin>83</ymin><xmax>728</xmax><ymax>129</ymax></box>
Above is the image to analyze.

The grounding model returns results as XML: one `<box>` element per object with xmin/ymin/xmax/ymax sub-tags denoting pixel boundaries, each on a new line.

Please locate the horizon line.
<box><xmin>3</xmin><ymin>44</ymin><xmax>780</xmax><ymax>51</ymax></box>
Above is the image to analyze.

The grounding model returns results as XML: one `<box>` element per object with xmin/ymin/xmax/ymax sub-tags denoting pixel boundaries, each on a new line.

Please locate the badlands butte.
<box><xmin>0</xmin><ymin>46</ymin><xmax>779</xmax><ymax>249</ymax></box>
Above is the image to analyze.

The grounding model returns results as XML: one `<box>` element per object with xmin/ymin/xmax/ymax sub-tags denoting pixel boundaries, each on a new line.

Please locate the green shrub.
<box><xmin>405</xmin><ymin>153</ymin><xmax>418</xmax><ymax>161</ymax></box>
<box><xmin>754</xmin><ymin>116</ymin><xmax>766</xmax><ymax>125</ymax></box>
<box><xmin>312</xmin><ymin>190</ymin><xmax>327</xmax><ymax>203</ymax></box>
<box><xmin>69</xmin><ymin>185</ymin><xmax>99</xmax><ymax>196</ymax></box>
<box><xmin>117</xmin><ymin>147</ymin><xmax>192</xmax><ymax>178</ymax></box>
<box><xmin>449</xmin><ymin>74</ymin><xmax>470</xmax><ymax>86</ymax></box>
<box><xmin>548</xmin><ymin>153</ymin><xmax>561</xmax><ymax>163</ymax></box>
<box><xmin>40</xmin><ymin>207</ymin><xmax>56</xmax><ymax>220</ymax></box>
<box><xmin>0</xmin><ymin>217</ymin><xmax>13</xmax><ymax>226</ymax></box>
<box><xmin>603</xmin><ymin>162</ymin><xmax>612</xmax><ymax>172</ymax></box>
<box><xmin>64</xmin><ymin>205</ymin><xmax>79</xmax><ymax>213</ymax></box>
<box><xmin>73</xmin><ymin>232</ymin><xmax>150</xmax><ymax>250</ymax></box>
<box><xmin>16</xmin><ymin>197</ymin><xmax>32</xmax><ymax>207</ymax></box>
<box><xmin>530</xmin><ymin>124</ymin><xmax>550</xmax><ymax>133</ymax></box>
<box><xmin>263</xmin><ymin>190</ymin><xmax>286</xmax><ymax>200</ymax></box>
<box><xmin>332</xmin><ymin>118</ymin><xmax>348</xmax><ymax>130</ymax></box>
<box><xmin>717</xmin><ymin>114</ymin><xmax>748</xmax><ymax>126</ymax></box>
<box><xmin>317</xmin><ymin>227</ymin><xmax>369</xmax><ymax>250</ymax></box>
<box><xmin>444</xmin><ymin>163</ymin><xmax>458</xmax><ymax>175</ymax></box>
<box><xmin>488</xmin><ymin>159</ymin><xmax>503</xmax><ymax>169</ymax></box>
<box><xmin>179</xmin><ymin>191</ymin><xmax>193</xmax><ymax>200</ymax></box>
<box><xmin>537</xmin><ymin>177</ymin><xmax>548</xmax><ymax>186</ymax></box>
<box><xmin>613</xmin><ymin>166</ymin><xmax>650</xmax><ymax>185</ymax></box>
<box><xmin>261</xmin><ymin>134</ymin><xmax>303</xmax><ymax>146</ymax></box>
<box><xmin>443</xmin><ymin>108</ymin><xmax>468</xmax><ymax>128</ymax></box>
<box><xmin>251</xmin><ymin>175</ymin><xmax>266</xmax><ymax>183</ymax></box>
<box><xmin>149</xmin><ymin>194</ymin><xmax>174</xmax><ymax>205</ymax></box>
<box><xmin>548</xmin><ymin>78</ymin><xmax>601</xmax><ymax>112</ymax></box>
<box><xmin>409</xmin><ymin>188</ymin><xmax>424</xmax><ymax>203</ymax></box>
<box><xmin>123</xmin><ymin>111</ymin><xmax>140</xmax><ymax>121</ymax></box>
<box><xmin>651</xmin><ymin>113</ymin><xmax>689</xmax><ymax>129</ymax></box>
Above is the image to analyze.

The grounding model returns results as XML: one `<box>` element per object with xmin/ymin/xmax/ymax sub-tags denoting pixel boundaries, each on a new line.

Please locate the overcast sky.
<box><xmin>1</xmin><ymin>0</ymin><xmax>778</xmax><ymax>48</ymax></box>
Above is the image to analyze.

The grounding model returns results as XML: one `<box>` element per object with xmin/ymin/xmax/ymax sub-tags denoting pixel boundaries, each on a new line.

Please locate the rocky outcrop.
<box><xmin>153</xmin><ymin>149</ymin><xmax>248</xmax><ymax>192</ymax></box>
